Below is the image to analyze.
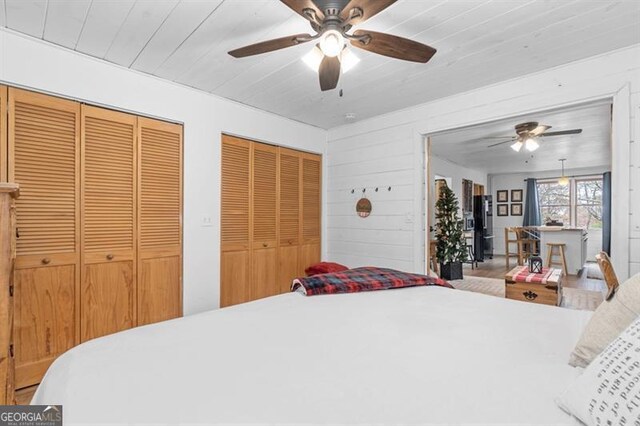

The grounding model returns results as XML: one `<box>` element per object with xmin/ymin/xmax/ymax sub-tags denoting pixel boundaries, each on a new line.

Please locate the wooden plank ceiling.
<box><xmin>431</xmin><ymin>100</ymin><xmax>613</xmax><ymax>174</ymax></box>
<box><xmin>1</xmin><ymin>0</ymin><xmax>639</xmax><ymax>129</ymax></box>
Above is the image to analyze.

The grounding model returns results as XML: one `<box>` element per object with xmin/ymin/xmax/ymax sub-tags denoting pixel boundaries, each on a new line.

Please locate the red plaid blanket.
<box><xmin>291</xmin><ymin>267</ymin><xmax>452</xmax><ymax>296</ymax></box>
<box><xmin>511</xmin><ymin>265</ymin><xmax>553</xmax><ymax>284</ymax></box>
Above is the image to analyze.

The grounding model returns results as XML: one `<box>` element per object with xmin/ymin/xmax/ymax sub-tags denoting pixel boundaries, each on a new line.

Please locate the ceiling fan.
<box><xmin>486</xmin><ymin>122</ymin><xmax>583</xmax><ymax>152</ymax></box>
<box><xmin>228</xmin><ymin>0</ymin><xmax>437</xmax><ymax>91</ymax></box>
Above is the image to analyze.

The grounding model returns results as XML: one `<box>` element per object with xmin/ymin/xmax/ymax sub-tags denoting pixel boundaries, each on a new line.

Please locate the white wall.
<box><xmin>428</xmin><ymin>156</ymin><xmax>486</xmax><ymax>240</ymax></box>
<box><xmin>430</xmin><ymin>155</ymin><xmax>487</xmax><ymax>213</ymax></box>
<box><xmin>489</xmin><ymin>166</ymin><xmax>609</xmax><ymax>255</ymax></box>
<box><xmin>326</xmin><ymin>124</ymin><xmax>421</xmax><ymax>272</ymax></box>
<box><xmin>327</xmin><ymin>44</ymin><xmax>640</xmax><ymax>281</ymax></box>
<box><xmin>0</xmin><ymin>29</ymin><xmax>328</xmax><ymax>315</ymax></box>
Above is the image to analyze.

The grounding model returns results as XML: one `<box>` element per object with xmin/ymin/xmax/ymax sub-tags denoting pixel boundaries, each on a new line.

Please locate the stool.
<box><xmin>546</xmin><ymin>243</ymin><xmax>568</xmax><ymax>275</ymax></box>
<box><xmin>465</xmin><ymin>244</ymin><xmax>477</xmax><ymax>269</ymax></box>
<box><xmin>505</xmin><ymin>227</ymin><xmax>520</xmax><ymax>268</ymax></box>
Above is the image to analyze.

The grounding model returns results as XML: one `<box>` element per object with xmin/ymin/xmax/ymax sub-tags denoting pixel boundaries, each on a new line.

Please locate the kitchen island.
<box><xmin>537</xmin><ymin>226</ymin><xmax>588</xmax><ymax>275</ymax></box>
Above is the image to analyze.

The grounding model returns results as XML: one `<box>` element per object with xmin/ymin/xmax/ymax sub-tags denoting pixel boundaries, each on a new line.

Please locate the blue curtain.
<box><xmin>602</xmin><ymin>172</ymin><xmax>612</xmax><ymax>255</ymax></box>
<box><xmin>523</xmin><ymin>178</ymin><xmax>541</xmax><ymax>226</ymax></box>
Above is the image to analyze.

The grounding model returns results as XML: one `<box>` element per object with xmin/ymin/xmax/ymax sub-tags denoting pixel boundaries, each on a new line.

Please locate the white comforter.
<box><xmin>33</xmin><ymin>286</ymin><xmax>590</xmax><ymax>425</ymax></box>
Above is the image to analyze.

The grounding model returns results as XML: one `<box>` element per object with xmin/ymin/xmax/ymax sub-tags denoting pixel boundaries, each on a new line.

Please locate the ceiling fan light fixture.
<box><xmin>320</xmin><ymin>29</ymin><xmax>344</xmax><ymax>57</ymax></box>
<box><xmin>511</xmin><ymin>141</ymin><xmax>523</xmax><ymax>152</ymax></box>
<box><xmin>340</xmin><ymin>48</ymin><xmax>360</xmax><ymax>73</ymax></box>
<box><xmin>525</xmin><ymin>137</ymin><xmax>539</xmax><ymax>152</ymax></box>
<box><xmin>302</xmin><ymin>46</ymin><xmax>324</xmax><ymax>72</ymax></box>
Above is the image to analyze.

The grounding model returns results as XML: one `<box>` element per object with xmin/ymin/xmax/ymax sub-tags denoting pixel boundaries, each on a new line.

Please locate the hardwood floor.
<box><xmin>15</xmin><ymin>385</ymin><xmax>37</xmax><ymax>405</ymax></box>
<box><xmin>463</xmin><ymin>255</ymin><xmax>607</xmax><ymax>292</ymax></box>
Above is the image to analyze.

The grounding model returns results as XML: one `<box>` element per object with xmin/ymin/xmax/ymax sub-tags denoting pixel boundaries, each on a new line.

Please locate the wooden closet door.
<box><xmin>278</xmin><ymin>148</ymin><xmax>300</xmax><ymax>292</ymax></box>
<box><xmin>1</xmin><ymin>86</ymin><xmax>6</xmax><ymax>182</ymax></box>
<box><xmin>251</xmin><ymin>142</ymin><xmax>278</xmax><ymax>300</ymax></box>
<box><xmin>300</xmin><ymin>153</ymin><xmax>322</xmax><ymax>274</ymax></box>
<box><xmin>137</xmin><ymin>117</ymin><xmax>182</xmax><ymax>326</ymax></box>
<box><xmin>9</xmin><ymin>88</ymin><xmax>80</xmax><ymax>388</ymax></box>
<box><xmin>220</xmin><ymin>135</ymin><xmax>251</xmax><ymax>307</ymax></box>
<box><xmin>81</xmin><ymin>105</ymin><xmax>135</xmax><ymax>342</ymax></box>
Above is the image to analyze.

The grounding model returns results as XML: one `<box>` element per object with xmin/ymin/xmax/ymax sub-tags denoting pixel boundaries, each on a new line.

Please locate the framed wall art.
<box><xmin>497</xmin><ymin>190</ymin><xmax>508</xmax><ymax>203</ymax></box>
<box><xmin>511</xmin><ymin>189</ymin><xmax>523</xmax><ymax>203</ymax></box>
<box><xmin>497</xmin><ymin>204</ymin><xmax>509</xmax><ymax>216</ymax></box>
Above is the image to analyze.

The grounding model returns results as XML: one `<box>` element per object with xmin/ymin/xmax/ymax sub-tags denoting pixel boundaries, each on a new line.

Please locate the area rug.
<box><xmin>450</xmin><ymin>276</ymin><xmax>604</xmax><ymax>311</ymax></box>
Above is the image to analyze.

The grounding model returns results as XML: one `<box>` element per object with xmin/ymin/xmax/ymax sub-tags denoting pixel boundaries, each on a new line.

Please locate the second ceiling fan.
<box><xmin>228</xmin><ymin>0</ymin><xmax>437</xmax><ymax>91</ymax></box>
<box><xmin>486</xmin><ymin>122</ymin><xmax>583</xmax><ymax>152</ymax></box>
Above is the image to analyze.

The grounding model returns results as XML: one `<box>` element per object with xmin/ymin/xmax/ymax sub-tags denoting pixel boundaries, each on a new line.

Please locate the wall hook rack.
<box><xmin>349</xmin><ymin>186</ymin><xmax>392</xmax><ymax>194</ymax></box>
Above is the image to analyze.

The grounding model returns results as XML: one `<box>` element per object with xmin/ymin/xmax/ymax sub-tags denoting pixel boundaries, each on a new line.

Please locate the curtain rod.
<box><xmin>523</xmin><ymin>173</ymin><xmax>607</xmax><ymax>182</ymax></box>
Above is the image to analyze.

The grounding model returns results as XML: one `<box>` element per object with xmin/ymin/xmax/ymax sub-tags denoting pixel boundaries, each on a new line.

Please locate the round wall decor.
<box><xmin>356</xmin><ymin>198</ymin><xmax>372</xmax><ymax>218</ymax></box>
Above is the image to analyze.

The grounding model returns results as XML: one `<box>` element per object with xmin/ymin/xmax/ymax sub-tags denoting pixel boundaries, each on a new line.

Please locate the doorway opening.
<box><xmin>425</xmin><ymin>99</ymin><xmax>612</xmax><ymax>293</ymax></box>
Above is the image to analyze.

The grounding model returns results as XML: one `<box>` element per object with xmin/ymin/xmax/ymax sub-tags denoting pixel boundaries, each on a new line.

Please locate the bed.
<box><xmin>32</xmin><ymin>285</ymin><xmax>589</xmax><ymax>425</ymax></box>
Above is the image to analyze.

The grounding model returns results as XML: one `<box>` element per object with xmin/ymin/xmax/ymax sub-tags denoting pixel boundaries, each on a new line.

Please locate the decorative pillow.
<box><xmin>305</xmin><ymin>262</ymin><xmax>349</xmax><ymax>276</ymax></box>
<box><xmin>558</xmin><ymin>316</ymin><xmax>640</xmax><ymax>425</ymax></box>
<box><xmin>569</xmin><ymin>273</ymin><xmax>640</xmax><ymax>367</ymax></box>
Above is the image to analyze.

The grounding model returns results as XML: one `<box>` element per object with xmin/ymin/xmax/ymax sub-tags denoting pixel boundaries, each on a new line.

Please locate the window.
<box><xmin>537</xmin><ymin>180</ymin><xmax>571</xmax><ymax>225</ymax></box>
<box><xmin>576</xmin><ymin>179</ymin><xmax>603</xmax><ymax>230</ymax></box>
<box><xmin>536</xmin><ymin>176</ymin><xmax>604</xmax><ymax>228</ymax></box>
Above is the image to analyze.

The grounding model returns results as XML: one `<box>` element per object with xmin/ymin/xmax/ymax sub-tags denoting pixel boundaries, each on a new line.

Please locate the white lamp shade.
<box><xmin>340</xmin><ymin>48</ymin><xmax>360</xmax><ymax>73</ymax></box>
<box><xmin>511</xmin><ymin>141</ymin><xmax>523</xmax><ymax>152</ymax></box>
<box><xmin>319</xmin><ymin>30</ymin><xmax>344</xmax><ymax>57</ymax></box>
<box><xmin>525</xmin><ymin>137</ymin><xmax>539</xmax><ymax>152</ymax></box>
<box><xmin>303</xmin><ymin>46</ymin><xmax>360</xmax><ymax>75</ymax></box>
<box><xmin>302</xmin><ymin>46</ymin><xmax>324</xmax><ymax>72</ymax></box>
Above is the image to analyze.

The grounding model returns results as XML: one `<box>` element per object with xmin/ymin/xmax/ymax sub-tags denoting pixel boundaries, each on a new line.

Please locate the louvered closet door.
<box><xmin>81</xmin><ymin>106</ymin><xmax>135</xmax><ymax>342</ymax></box>
<box><xmin>1</xmin><ymin>86</ymin><xmax>7</xmax><ymax>182</ymax></box>
<box><xmin>251</xmin><ymin>142</ymin><xmax>278</xmax><ymax>300</ymax></box>
<box><xmin>137</xmin><ymin>117</ymin><xmax>182</xmax><ymax>326</ymax></box>
<box><xmin>8</xmin><ymin>88</ymin><xmax>80</xmax><ymax>388</ymax></box>
<box><xmin>300</xmin><ymin>153</ymin><xmax>322</xmax><ymax>275</ymax></box>
<box><xmin>220</xmin><ymin>135</ymin><xmax>251</xmax><ymax>307</ymax></box>
<box><xmin>278</xmin><ymin>148</ymin><xmax>300</xmax><ymax>293</ymax></box>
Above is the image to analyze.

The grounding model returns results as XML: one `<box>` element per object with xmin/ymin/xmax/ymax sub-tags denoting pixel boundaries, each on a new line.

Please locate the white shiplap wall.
<box><xmin>631</xmin><ymin>101</ymin><xmax>640</xmax><ymax>276</ymax></box>
<box><xmin>327</xmin><ymin>124</ymin><xmax>425</xmax><ymax>272</ymax></box>
<box><xmin>327</xmin><ymin>44</ymin><xmax>640</xmax><ymax>281</ymax></box>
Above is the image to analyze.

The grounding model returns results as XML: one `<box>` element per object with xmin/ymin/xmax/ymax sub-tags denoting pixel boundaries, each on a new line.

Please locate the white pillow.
<box><xmin>569</xmin><ymin>273</ymin><xmax>640</xmax><ymax>367</ymax></box>
<box><xmin>558</xmin><ymin>315</ymin><xmax>640</xmax><ymax>425</ymax></box>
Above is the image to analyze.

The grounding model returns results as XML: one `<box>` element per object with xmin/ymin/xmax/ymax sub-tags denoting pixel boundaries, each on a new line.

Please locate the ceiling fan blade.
<box><xmin>530</xmin><ymin>125</ymin><xmax>551</xmax><ymax>136</ymax></box>
<box><xmin>319</xmin><ymin>56</ymin><xmax>341</xmax><ymax>91</ymax></box>
<box><xmin>487</xmin><ymin>139</ymin><xmax>516</xmax><ymax>148</ymax></box>
<box><xmin>340</xmin><ymin>0</ymin><xmax>397</xmax><ymax>26</ymax></box>
<box><xmin>280</xmin><ymin>0</ymin><xmax>325</xmax><ymax>23</ymax></box>
<box><xmin>540</xmin><ymin>129</ymin><xmax>583</xmax><ymax>137</ymax></box>
<box><xmin>228</xmin><ymin>34</ymin><xmax>312</xmax><ymax>58</ymax></box>
<box><xmin>350</xmin><ymin>30</ymin><xmax>436</xmax><ymax>63</ymax></box>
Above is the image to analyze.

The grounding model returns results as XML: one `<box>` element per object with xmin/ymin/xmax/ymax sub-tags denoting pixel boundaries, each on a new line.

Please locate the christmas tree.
<box><xmin>435</xmin><ymin>185</ymin><xmax>468</xmax><ymax>265</ymax></box>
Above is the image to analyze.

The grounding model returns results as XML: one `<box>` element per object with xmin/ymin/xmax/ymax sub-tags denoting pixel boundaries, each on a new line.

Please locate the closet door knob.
<box><xmin>262</xmin><ymin>243</ymin><xmax>268</xmax><ymax>248</ymax></box>
<box><xmin>106</xmin><ymin>254</ymin><xmax>114</xmax><ymax>260</ymax></box>
<box><xmin>41</xmin><ymin>258</ymin><xmax>51</xmax><ymax>265</ymax></box>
